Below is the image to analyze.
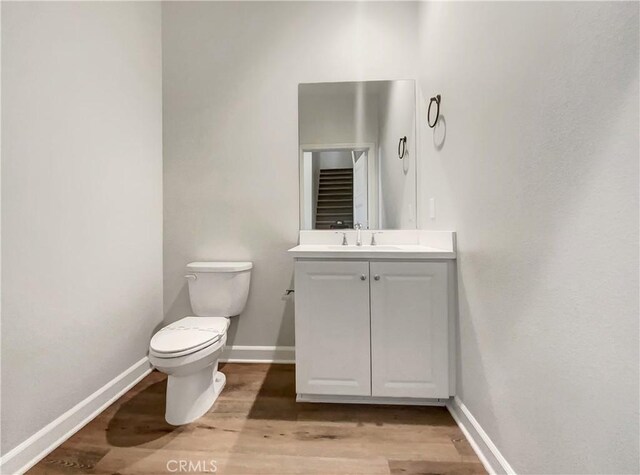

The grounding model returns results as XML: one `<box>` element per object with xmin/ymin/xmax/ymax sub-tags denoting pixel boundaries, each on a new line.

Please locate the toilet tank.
<box><xmin>185</xmin><ymin>262</ymin><xmax>252</xmax><ymax>318</ymax></box>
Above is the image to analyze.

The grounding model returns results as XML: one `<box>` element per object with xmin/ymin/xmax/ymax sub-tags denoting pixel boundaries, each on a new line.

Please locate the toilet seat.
<box><xmin>150</xmin><ymin>316</ymin><xmax>229</xmax><ymax>358</ymax></box>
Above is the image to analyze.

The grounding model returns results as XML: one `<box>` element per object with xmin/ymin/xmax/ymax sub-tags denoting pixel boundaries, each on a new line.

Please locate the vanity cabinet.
<box><xmin>294</xmin><ymin>259</ymin><xmax>450</xmax><ymax>402</ymax></box>
<box><xmin>370</xmin><ymin>261</ymin><xmax>449</xmax><ymax>399</ymax></box>
<box><xmin>294</xmin><ymin>260</ymin><xmax>372</xmax><ymax>396</ymax></box>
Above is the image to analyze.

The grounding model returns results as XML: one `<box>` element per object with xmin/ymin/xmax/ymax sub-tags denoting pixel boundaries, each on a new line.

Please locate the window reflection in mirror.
<box><xmin>298</xmin><ymin>80</ymin><xmax>416</xmax><ymax>230</ymax></box>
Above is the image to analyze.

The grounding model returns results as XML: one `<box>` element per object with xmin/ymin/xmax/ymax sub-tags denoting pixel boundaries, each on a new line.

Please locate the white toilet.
<box><xmin>149</xmin><ymin>261</ymin><xmax>252</xmax><ymax>425</ymax></box>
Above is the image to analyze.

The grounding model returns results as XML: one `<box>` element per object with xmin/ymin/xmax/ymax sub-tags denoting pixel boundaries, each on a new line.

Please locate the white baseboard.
<box><xmin>219</xmin><ymin>345</ymin><xmax>295</xmax><ymax>364</ymax></box>
<box><xmin>446</xmin><ymin>396</ymin><xmax>516</xmax><ymax>475</ymax></box>
<box><xmin>0</xmin><ymin>356</ymin><xmax>152</xmax><ymax>475</ymax></box>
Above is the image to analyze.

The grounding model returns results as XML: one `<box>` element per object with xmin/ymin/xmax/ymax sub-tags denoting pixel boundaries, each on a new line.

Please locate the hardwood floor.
<box><xmin>28</xmin><ymin>364</ymin><xmax>486</xmax><ymax>475</ymax></box>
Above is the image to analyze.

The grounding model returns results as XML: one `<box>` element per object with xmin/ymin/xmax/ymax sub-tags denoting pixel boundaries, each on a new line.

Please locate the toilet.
<box><xmin>149</xmin><ymin>261</ymin><xmax>252</xmax><ymax>425</ymax></box>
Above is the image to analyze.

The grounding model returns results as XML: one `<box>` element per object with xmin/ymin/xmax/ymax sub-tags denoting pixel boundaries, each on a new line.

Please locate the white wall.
<box><xmin>377</xmin><ymin>80</ymin><xmax>416</xmax><ymax>228</ymax></box>
<box><xmin>1</xmin><ymin>1</ymin><xmax>163</xmax><ymax>456</ymax></box>
<box><xmin>299</xmin><ymin>88</ymin><xmax>380</xmax><ymax>146</ymax></box>
<box><xmin>418</xmin><ymin>2</ymin><xmax>639</xmax><ymax>473</ymax></box>
<box><xmin>315</xmin><ymin>151</ymin><xmax>353</xmax><ymax>170</ymax></box>
<box><xmin>163</xmin><ymin>1</ymin><xmax>419</xmax><ymax>346</ymax></box>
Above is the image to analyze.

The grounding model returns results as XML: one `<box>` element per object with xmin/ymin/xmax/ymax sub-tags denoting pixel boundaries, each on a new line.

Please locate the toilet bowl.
<box><xmin>149</xmin><ymin>261</ymin><xmax>252</xmax><ymax>425</ymax></box>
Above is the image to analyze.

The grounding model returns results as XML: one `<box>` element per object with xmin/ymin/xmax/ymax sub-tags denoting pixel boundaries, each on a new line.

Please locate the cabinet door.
<box><xmin>370</xmin><ymin>261</ymin><xmax>449</xmax><ymax>398</ymax></box>
<box><xmin>294</xmin><ymin>260</ymin><xmax>371</xmax><ymax>396</ymax></box>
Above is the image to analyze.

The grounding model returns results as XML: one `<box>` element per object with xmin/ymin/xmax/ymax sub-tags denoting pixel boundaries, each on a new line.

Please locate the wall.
<box><xmin>417</xmin><ymin>2</ymin><xmax>639</xmax><ymax>473</ymax></box>
<box><xmin>1</xmin><ymin>1</ymin><xmax>163</xmax><ymax>456</ymax></box>
<box><xmin>299</xmin><ymin>87</ymin><xmax>379</xmax><ymax>146</ymax></box>
<box><xmin>315</xmin><ymin>151</ymin><xmax>353</xmax><ymax>170</ymax></box>
<box><xmin>377</xmin><ymin>80</ymin><xmax>416</xmax><ymax>228</ymax></box>
<box><xmin>163</xmin><ymin>1</ymin><xmax>419</xmax><ymax>346</ymax></box>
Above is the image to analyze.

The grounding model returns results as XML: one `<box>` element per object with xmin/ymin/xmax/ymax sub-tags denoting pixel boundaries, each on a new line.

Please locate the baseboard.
<box><xmin>446</xmin><ymin>396</ymin><xmax>516</xmax><ymax>475</ymax></box>
<box><xmin>219</xmin><ymin>345</ymin><xmax>295</xmax><ymax>364</ymax></box>
<box><xmin>297</xmin><ymin>393</ymin><xmax>446</xmax><ymax>406</ymax></box>
<box><xmin>0</xmin><ymin>356</ymin><xmax>152</xmax><ymax>475</ymax></box>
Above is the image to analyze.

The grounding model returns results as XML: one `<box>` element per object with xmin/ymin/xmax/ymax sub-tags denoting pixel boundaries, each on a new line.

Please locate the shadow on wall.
<box><xmin>453</xmin><ymin>261</ymin><xmax>503</xmax><ymax>444</ymax></box>
<box><xmin>225</xmin><ymin>270</ymin><xmax>295</xmax><ymax>348</ymax></box>
<box><xmin>433</xmin><ymin>114</ymin><xmax>446</xmax><ymax>151</ymax></box>
<box><xmin>162</xmin><ymin>267</ymin><xmax>295</xmax><ymax>349</ymax></box>
<box><xmin>165</xmin><ymin>282</ymin><xmax>191</xmax><ymax>326</ymax></box>
<box><xmin>277</xmin><ymin>274</ymin><xmax>296</xmax><ymax>348</ymax></box>
<box><xmin>403</xmin><ymin>148</ymin><xmax>411</xmax><ymax>175</ymax></box>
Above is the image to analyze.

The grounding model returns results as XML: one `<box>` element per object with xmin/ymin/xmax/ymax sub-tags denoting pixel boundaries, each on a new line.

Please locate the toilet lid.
<box><xmin>150</xmin><ymin>316</ymin><xmax>229</xmax><ymax>355</ymax></box>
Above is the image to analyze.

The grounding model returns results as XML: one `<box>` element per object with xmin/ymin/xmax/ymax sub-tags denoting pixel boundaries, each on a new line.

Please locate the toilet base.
<box><xmin>165</xmin><ymin>368</ymin><xmax>226</xmax><ymax>425</ymax></box>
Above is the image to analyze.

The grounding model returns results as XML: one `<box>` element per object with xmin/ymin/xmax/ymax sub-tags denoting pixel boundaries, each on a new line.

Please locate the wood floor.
<box><xmin>28</xmin><ymin>364</ymin><xmax>486</xmax><ymax>475</ymax></box>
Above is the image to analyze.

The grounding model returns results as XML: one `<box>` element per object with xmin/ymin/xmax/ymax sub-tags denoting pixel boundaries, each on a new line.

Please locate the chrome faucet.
<box><xmin>335</xmin><ymin>231</ymin><xmax>348</xmax><ymax>246</ymax></box>
<box><xmin>370</xmin><ymin>231</ymin><xmax>382</xmax><ymax>246</ymax></box>
<box><xmin>354</xmin><ymin>223</ymin><xmax>362</xmax><ymax>246</ymax></box>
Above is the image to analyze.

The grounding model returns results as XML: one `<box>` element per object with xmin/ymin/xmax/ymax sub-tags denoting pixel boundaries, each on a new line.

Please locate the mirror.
<box><xmin>299</xmin><ymin>80</ymin><xmax>416</xmax><ymax>230</ymax></box>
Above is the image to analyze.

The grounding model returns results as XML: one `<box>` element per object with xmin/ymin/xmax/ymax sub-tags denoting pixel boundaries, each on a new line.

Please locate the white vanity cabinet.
<box><xmin>370</xmin><ymin>261</ymin><xmax>449</xmax><ymax>399</ymax></box>
<box><xmin>294</xmin><ymin>260</ymin><xmax>372</xmax><ymax>396</ymax></box>
<box><xmin>294</xmin><ymin>259</ymin><xmax>451</xmax><ymax>403</ymax></box>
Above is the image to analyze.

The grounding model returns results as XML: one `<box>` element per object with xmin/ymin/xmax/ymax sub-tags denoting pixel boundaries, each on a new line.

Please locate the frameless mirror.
<box><xmin>298</xmin><ymin>80</ymin><xmax>417</xmax><ymax>230</ymax></box>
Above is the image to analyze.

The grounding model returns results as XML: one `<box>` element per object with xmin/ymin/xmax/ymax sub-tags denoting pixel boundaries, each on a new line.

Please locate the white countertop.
<box><xmin>288</xmin><ymin>230</ymin><xmax>456</xmax><ymax>259</ymax></box>
<box><xmin>288</xmin><ymin>244</ymin><xmax>455</xmax><ymax>259</ymax></box>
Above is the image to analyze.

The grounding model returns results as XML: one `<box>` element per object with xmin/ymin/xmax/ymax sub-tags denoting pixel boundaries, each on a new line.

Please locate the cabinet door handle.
<box><xmin>374</xmin><ymin>275</ymin><xmax>380</xmax><ymax>281</ymax></box>
<box><xmin>360</xmin><ymin>274</ymin><xmax>367</xmax><ymax>281</ymax></box>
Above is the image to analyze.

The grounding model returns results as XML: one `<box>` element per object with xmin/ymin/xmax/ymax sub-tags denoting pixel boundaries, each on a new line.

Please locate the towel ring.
<box><xmin>427</xmin><ymin>94</ymin><xmax>441</xmax><ymax>128</ymax></box>
<box><xmin>398</xmin><ymin>136</ymin><xmax>407</xmax><ymax>159</ymax></box>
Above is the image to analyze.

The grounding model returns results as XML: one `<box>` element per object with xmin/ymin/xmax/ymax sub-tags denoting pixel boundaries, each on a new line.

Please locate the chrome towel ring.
<box><xmin>427</xmin><ymin>94</ymin><xmax>441</xmax><ymax>128</ymax></box>
<box><xmin>398</xmin><ymin>136</ymin><xmax>407</xmax><ymax>159</ymax></box>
